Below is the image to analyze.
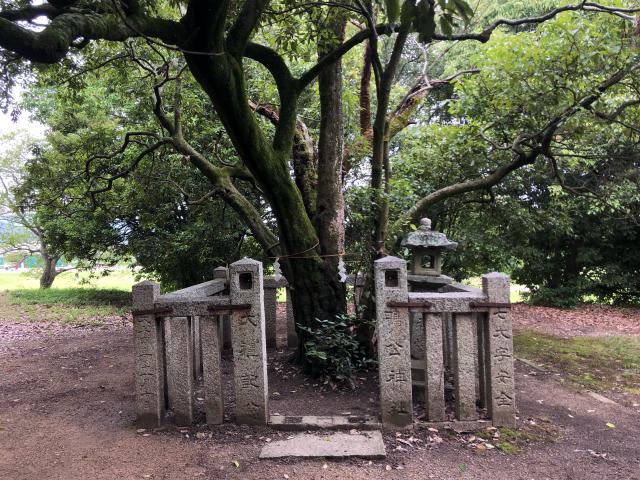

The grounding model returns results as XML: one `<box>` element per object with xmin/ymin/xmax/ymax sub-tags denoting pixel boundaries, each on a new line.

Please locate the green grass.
<box><xmin>8</xmin><ymin>288</ymin><xmax>131</xmax><ymax>307</ymax></box>
<box><xmin>0</xmin><ymin>270</ymin><xmax>136</xmax><ymax>291</ymax></box>
<box><xmin>514</xmin><ymin>330</ymin><xmax>640</xmax><ymax>395</ymax></box>
<box><xmin>0</xmin><ymin>270</ymin><xmax>137</xmax><ymax>326</ymax></box>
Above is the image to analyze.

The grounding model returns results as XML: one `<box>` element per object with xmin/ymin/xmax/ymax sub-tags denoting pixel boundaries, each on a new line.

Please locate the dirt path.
<box><xmin>1</xmin><ymin>318</ymin><xmax>639</xmax><ymax>480</ymax></box>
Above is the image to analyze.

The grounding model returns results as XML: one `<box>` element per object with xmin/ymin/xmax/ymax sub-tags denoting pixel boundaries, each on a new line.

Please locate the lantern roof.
<box><xmin>400</xmin><ymin>218</ymin><xmax>458</xmax><ymax>250</ymax></box>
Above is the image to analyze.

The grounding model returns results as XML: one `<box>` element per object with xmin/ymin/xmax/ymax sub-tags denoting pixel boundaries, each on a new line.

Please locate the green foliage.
<box><xmin>297</xmin><ymin>314</ymin><xmax>375</xmax><ymax>387</ymax></box>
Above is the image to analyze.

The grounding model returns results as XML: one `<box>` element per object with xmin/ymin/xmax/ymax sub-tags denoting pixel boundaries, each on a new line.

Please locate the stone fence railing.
<box><xmin>132</xmin><ymin>258</ymin><xmax>270</xmax><ymax>428</ymax></box>
<box><xmin>374</xmin><ymin>256</ymin><xmax>516</xmax><ymax>429</ymax></box>
<box><xmin>132</xmin><ymin>256</ymin><xmax>515</xmax><ymax>430</ymax></box>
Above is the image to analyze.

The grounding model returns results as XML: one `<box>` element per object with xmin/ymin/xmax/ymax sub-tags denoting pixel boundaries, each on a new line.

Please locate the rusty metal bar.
<box><xmin>207</xmin><ymin>303</ymin><xmax>252</xmax><ymax>313</ymax></box>
<box><xmin>469</xmin><ymin>302</ymin><xmax>511</xmax><ymax>309</ymax></box>
<box><xmin>132</xmin><ymin>306</ymin><xmax>173</xmax><ymax>316</ymax></box>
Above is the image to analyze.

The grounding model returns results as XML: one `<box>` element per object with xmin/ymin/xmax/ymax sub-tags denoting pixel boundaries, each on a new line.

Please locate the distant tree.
<box><xmin>0</xmin><ymin>130</ymin><xmax>73</xmax><ymax>287</ymax></box>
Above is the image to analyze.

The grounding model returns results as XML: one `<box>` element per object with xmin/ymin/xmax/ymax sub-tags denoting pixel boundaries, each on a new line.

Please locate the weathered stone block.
<box><xmin>132</xmin><ymin>281</ymin><xmax>164</xmax><ymax>427</ymax></box>
<box><xmin>286</xmin><ymin>288</ymin><xmax>297</xmax><ymax>347</ymax></box>
<box><xmin>264</xmin><ymin>286</ymin><xmax>278</xmax><ymax>348</ymax></box>
<box><xmin>424</xmin><ymin>313</ymin><xmax>445</xmax><ymax>421</ymax></box>
<box><xmin>453</xmin><ymin>313</ymin><xmax>478</xmax><ymax>420</ymax></box>
<box><xmin>230</xmin><ymin>258</ymin><xmax>268</xmax><ymax>425</ymax></box>
<box><xmin>482</xmin><ymin>272</ymin><xmax>510</xmax><ymax>303</ymax></box>
<box><xmin>166</xmin><ymin>316</ymin><xmax>194</xmax><ymax>426</ymax></box>
<box><xmin>485</xmin><ymin>307</ymin><xmax>516</xmax><ymax>427</ymax></box>
<box><xmin>374</xmin><ymin>256</ymin><xmax>413</xmax><ymax>429</ymax></box>
<box><xmin>213</xmin><ymin>266</ymin><xmax>228</xmax><ymax>280</ymax></box>
<box><xmin>200</xmin><ymin>315</ymin><xmax>224</xmax><ymax>425</ymax></box>
<box><xmin>481</xmin><ymin>273</ymin><xmax>515</xmax><ymax>426</ymax></box>
<box><xmin>192</xmin><ymin>316</ymin><xmax>202</xmax><ymax>379</ymax></box>
<box><xmin>410</xmin><ymin>312</ymin><xmax>425</xmax><ymax>360</ymax></box>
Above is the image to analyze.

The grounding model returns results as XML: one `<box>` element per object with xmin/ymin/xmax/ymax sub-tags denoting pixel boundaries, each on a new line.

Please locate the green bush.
<box><xmin>298</xmin><ymin>314</ymin><xmax>375</xmax><ymax>388</ymax></box>
<box><xmin>523</xmin><ymin>284</ymin><xmax>581</xmax><ymax>309</ymax></box>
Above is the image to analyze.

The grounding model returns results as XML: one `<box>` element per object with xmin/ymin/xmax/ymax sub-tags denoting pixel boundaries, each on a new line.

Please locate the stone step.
<box><xmin>269</xmin><ymin>414</ymin><xmax>381</xmax><ymax>431</ymax></box>
<box><xmin>259</xmin><ymin>431</ymin><xmax>386</xmax><ymax>459</ymax></box>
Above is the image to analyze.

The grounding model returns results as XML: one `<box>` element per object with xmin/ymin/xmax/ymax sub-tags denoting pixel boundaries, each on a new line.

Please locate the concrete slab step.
<box><xmin>269</xmin><ymin>414</ymin><xmax>381</xmax><ymax>431</ymax></box>
<box><xmin>259</xmin><ymin>431</ymin><xmax>386</xmax><ymax>459</ymax></box>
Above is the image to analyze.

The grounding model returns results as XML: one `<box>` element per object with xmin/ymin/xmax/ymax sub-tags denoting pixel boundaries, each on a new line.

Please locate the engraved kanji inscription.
<box><xmin>240</xmin><ymin>373</ymin><xmax>261</xmax><ymax>389</ymax></box>
<box><xmin>386</xmin><ymin>369</ymin><xmax>408</xmax><ymax>383</ymax></box>
<box><xmin>383</xmin><ymin>310</ymin><xmax>399</xmax><ymax>323</ymax></box>
<box><xmin>494</xmin><ymin>346</ymin><xmax>512</xmax><ymax>361</ymax></box>
<box><xmin>493</xmin><ymin>326</ymin><xmax>511</xmax><ymax>339</ymax></box>
<box><xmin>496</xmin><ymin>369</ymin><xmax>511</xmax><ymax>384</ymax></box>
<box><xmin>384</xmin><ymin>341</ymin><xmax>404</xmax><ymax>356</ymax></box>
<box><xmin>495</xmin><ymin>391</ymin><xmax>513</xmax><ymax>407</ymax></box>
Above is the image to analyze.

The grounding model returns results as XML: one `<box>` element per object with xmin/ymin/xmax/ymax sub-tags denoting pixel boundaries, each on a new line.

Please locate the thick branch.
<box><xmin>0</xmin><ymin>10</ymin><xmax>184</xmax><ymax>63</ymax></box>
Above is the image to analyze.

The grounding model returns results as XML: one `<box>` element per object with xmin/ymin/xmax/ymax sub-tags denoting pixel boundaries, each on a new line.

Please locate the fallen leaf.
<box><xmin>606</xmin><ymin>422</ymin><xmax>615</xmax><ymax>429</ymax></box>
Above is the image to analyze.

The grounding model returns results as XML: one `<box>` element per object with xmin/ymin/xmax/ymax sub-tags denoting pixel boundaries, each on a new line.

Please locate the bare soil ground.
<box><xmin>1</xmin><ymin>304</ymin><xmax>640</xmax><ymax>480</ymax></box>
<box><xmin>512</xmin><ymin>303</ymin><xmax>640</xmax><ymax>337</ymax></box>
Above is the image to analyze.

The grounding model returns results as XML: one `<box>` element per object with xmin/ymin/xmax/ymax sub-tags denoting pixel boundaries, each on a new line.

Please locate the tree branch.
<box><xmin>391</xmin><ymin>59</ymin><xmax>640</xmax><ymax>241</ymax></box>
<box><xmin>0</xmin><ymin>8</ymin><xmax>184</xmax><ymax>63</ymax></box>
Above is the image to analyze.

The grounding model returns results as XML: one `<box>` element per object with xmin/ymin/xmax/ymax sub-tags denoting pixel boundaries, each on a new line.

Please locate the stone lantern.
<box><xmin>401</xmin><ymin>217</ymin><xmax>457</xmax><ymax>291</ymax></box>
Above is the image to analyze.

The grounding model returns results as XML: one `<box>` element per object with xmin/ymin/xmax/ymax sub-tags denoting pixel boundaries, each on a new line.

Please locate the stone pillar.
<box><xmin>424</xmin><ymin>313</ymin><xmax>445</xmax><ymax>421</ymax></box>
<box><xmin>476</xmin><ymin>313</ymin><xmax>488</xmax><ymax>410</ymax></box>
<box><xmin>166</xmin><ymin>316</ymin><xmax>194</xmax><ymax>425</ymax></box>
<box><xmin>443</xmin><ymin>313</ymin><xmax>454</xmax><ymax>372</ymax></box>
<box><xmin>230</xmin><ymin>258</ymin><xmax>269</xmax><ymax>425</ymax></box>
<box><xmin>214</xmin><ymin>266</ymin><xmax>231</xmax><ymax>350</ymax></box>
<box><xmin>410</xmin><ymin>312</ymin><xmax>425</xmax><ymax>360</ymax></box>
<box><xmin>213</xmin><ymin>266</ymin><xmax>228</xmax><ymax>281</ymax></box>
<box><xmin>482</xmin><ymin>273</ymin><xmax>516</xmax><ymax>427</ymax></box>
<box><xmin>374</xmin><ymin>256</ymin><xmax>413</xmax><ymax>429</ymax></box>
<box><xmin>286</xmin><ymin>288</ymin><xmax>297</xmax><ymax>348</ymax></box>
<box><xmin>264</xmin><ymin>286</ymin><xmax>278</xmax><ymax>348</ymax></box>
<box><xmin>200</xmin><ymin>315</ymin><xmax>224</xmax><ymax>425</ymax></box>
<box><xmin>453</xmin><ymin>313</ymin><xmax>478</xmax><ymax>420</ymax></box>
<box><xmin>132</xmin><ymin>281</ymin><xmax>165</xmax><ymax>427</ymax></box>
<box><xmin>192</xmin><ymin>316</ymin><xmax>202</xmax><ymax>380</ymax></box>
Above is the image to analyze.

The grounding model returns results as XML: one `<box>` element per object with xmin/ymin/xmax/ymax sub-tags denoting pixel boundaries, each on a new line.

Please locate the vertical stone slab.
<box><xmin>132</xmin><ymin>281</ymin><xmax>165</xmax><ymax>427</ymax></box>
<box><xmin>374</xmin><ymin>256</ymin><xmax>413</xmax><ymax>429</ymax></box>
<box><xmin>410</xmin><ymin>313</ymin><xmax>425</xmax><ymax>360</ymax></box>
<box><xmin>200</xmin><ymin>315</ymin><xmax>223</xmax><ymax>425</ymax></box>
<box><xmin>192</xmin><ymin>316</ymin><xmax>202</xmax><ymax>380</ymax></box>
<box><xmin>442</xmin><ymin>313</ymin><xmax>454</xmax><ymax>372</ymax></box>
<box><xmin>286</xmin><ymin>288</ymin><xmax>297</xmax><ymax>348</ymax></box>
<box><xmin>166</xmin><ymin>316</ymin><xmax>194</xmax><ymax>425</ymax></box>
<box><xmin>264</xmin><ymin>286</ymin><xmax>278</xmax><ymax>348</ymax></box>
<box><xmin>230</xmin><ymin>258</ymin><xmax>268</xmax><ymax>425</ymax></box>
<box><xmin>424</xmin><ymin>313</ymin><xmax>445</xmax><ymax>421</ymax></box>
<box><xmin>482</xmin><ymin>273</ymin><xmax>516</xmax><ymax>427</ymax></box>
<box><xmin>476</xmin><ymin>313</ymin><xmax>488</xmax><ymax>410</ymax></box>
<box><xmin>453</xmin><ymin>313</ymin><xmax>478</xmax><ymax>420</ymax></box>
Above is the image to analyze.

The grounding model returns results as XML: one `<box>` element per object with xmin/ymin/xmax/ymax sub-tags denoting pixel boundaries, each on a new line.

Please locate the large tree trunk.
<box><xmin>182</xmin><ymin>7</ymin><xmax>348</xmax><ymax>368</ymax></box>
<box><xmin>314</xmin><ymin>10</ymin><xmax>347</xmax><ymax>300</ymax></box>
<box><xmin>40</xmin><ymin>251</ymin><xmax>59</xmax><ymax>289</ymax></box>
